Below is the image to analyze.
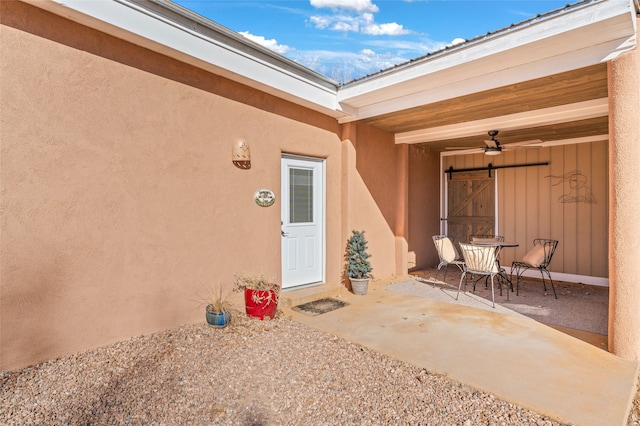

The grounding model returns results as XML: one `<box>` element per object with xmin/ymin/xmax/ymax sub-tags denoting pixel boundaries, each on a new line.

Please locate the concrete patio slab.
<box><xmin>281</xmin><ymin>277</ymin><xmax>639</xmax><ymax>426</ymax></box>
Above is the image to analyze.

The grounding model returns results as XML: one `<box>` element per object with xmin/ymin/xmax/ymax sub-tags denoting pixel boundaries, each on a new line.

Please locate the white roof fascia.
<box><xmin>22</xmin><ymin>0</ymin><xmax>347</xmax><ymax>119</ymax></box>
<box><xmin>337</xmin><ymin>0</ymin><xmax>637</xmax><ymax>122</ymax></box>
<box><xmin>395</xmin><ymin>98</ymin><xmax>609</xmax><ymax>144</ymax></box>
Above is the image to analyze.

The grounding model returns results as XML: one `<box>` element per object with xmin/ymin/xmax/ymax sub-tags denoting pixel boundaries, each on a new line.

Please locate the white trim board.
<box><xmin>504</xmin><ymin>268</ymin><xmax>609</xmax><ymax>287</ymax></box>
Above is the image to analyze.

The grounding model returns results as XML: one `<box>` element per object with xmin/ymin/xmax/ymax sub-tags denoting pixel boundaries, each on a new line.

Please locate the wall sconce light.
<box><xmin>232</xmin><ymin>138</ymin><xmax>251</xmax><ymax>169</ymax></box>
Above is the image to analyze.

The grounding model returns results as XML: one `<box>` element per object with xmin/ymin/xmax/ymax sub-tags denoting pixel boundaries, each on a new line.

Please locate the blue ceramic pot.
<box><xmin>206</xmin><ymin>306</ymin><xmax>231</xmax><ymax>328</ymax></box>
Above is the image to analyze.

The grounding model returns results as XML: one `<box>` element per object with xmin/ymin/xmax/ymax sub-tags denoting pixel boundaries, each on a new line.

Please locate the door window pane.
<box><xmin>290</xmin><ymin>168</ymin><xmax>313</xmax><ymax>223</ymax></box>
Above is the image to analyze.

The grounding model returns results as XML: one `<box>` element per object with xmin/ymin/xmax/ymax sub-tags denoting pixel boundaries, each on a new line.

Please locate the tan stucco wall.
<box><xmin>353</xmin><ymin>123</ymin><xmax>401</xmax><ymax>278</ymax></box>
<box><xmin>339</xmin><ymin>123</ymin><xmax>404</xmax><ymax>281</ymax></box>
<box><xmin>347</xmin><ymin>127</ymin><xmax>442</xmax><ymax>278</ymax></box>
<box><xmin>0</xmin><ymin>2</ymin><xmax>429</xmax><ymax>371</ymax></box>
<box><xmin>608</xmin><ymin>34</ymin><xmax>640</xmax><ymax>361</ymax></box>
<box><xmin>408</xmin><ymin>145</ymin><xmax>441</xmax><ymax>270</ymax></box>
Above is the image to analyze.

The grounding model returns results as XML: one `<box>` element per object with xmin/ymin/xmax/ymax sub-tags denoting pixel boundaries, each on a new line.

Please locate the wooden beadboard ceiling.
<box><xmin>362</xmin><ymin>63</ymin><xmax>609</xmax><ymax>151</ymax></box>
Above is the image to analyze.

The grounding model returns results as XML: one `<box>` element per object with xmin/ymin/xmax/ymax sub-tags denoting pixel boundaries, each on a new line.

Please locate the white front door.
<box><xmin>281</xmin><ymin>156</ymin><xmax>324</xmax><ymax>289</ymax></box>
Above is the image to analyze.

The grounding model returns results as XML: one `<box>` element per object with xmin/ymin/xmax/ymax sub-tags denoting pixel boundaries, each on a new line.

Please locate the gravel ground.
<box><xmin>2</xmin><ymin>313</ymin><xmax>638</xmax><ymax>426</ymax></box>
<box><xmin>632</xmin><ymin>391</ymin><xmax>640</xmax><ymax>426</ymax></box>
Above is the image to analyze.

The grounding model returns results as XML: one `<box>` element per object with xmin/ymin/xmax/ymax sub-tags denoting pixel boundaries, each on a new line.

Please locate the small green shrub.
<box><xmin>345</xmin><ymin>230</ymin><xmax>373</xmax><ymax>279</ymax></box>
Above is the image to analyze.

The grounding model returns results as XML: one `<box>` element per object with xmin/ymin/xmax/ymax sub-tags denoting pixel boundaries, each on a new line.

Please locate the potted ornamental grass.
<box><xmin>197</xmin><ymin>282</ymin><xmax>235</xmax><ymax>328</ymax></box>
<box><xmin>233</xmin><ymin>273</ymin><xmax>281</xmax><ymax>320</ymax></box>
<box><xmin>345</xmin><ymin>230</ymin><xmax>373</xmax><ymax>295</ymax></box>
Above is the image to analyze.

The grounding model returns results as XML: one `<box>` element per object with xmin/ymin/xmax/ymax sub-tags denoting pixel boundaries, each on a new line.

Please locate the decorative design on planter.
<box><xmin>244</xmin><ymin>288</ymin><xmax>278</xmax><ymax>320</ymax></box>
<box><xmin>234</xmin><ymin>273</ymin><xmax>280</xmax><ymax>321</ymax></box>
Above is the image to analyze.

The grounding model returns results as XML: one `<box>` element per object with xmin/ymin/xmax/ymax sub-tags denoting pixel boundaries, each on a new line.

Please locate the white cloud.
<box><xmin>290</xmin><ymin>47</ymin><xmax>411</xmax><ymax>83</ymax></box>
<box><xmin>367</xmin><ymin>38</ymin><xmax>446</xmax><ymax>53</ymax></box>
<box><xmin>309</xmin><ymin>13</ymin><xmax>408</xmax><ymax>36</ymax></box>
<box><xmin>238</xmin><ymin>31</ymin><xmax>291</xmax><ymax>54</ymax></box>
<box><xmin>450</xmin><ymin>37</ymin><xmax>466</xmax><ymax>46</ymax></box>
<box><xmin>309</xmin><ymin>0</ymin><xmax>408</xmax><ymax>36</ymax></box>
<box><xmin>332</xmin><ymin>20</ymin><xmax>359</xmax><ymax>32</ymax></box>
<box><xmin>364</xmin><ymin>22</ymin><xmax>408</xmax><ymax>36</ymax></box>
<box><xmin>360</xmin><ymin>12</ymin><xmax>374</xmax><ymax>25</ymax></box>
<box><xmin>234</xmin><ymin>2</ymin><xmax>448</xmax><ymax>82</ymax></box>
<box><xmin>287</xmin><ymin>29</ymin><xmax>456</xmax><ymax>82</ymax></box>
<box><xmin>309</xmin><ymin>15</ymin><xmax>331</xmax><ymax>29</ymax></box>
<box><xmin>310</xmin><ymin>0</ymin><xmax>379</xmax><ymax>14</ymax></box>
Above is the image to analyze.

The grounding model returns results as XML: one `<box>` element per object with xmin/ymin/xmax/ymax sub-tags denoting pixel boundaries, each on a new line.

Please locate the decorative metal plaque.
<box><xmin>254</xmin><ymin>189</ymin><xmax>276</xmax><ymax>207</ymax></box>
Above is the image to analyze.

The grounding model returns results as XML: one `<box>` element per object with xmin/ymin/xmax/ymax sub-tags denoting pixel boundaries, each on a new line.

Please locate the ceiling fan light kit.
<box><xmin>484</xmin><ymin>130</ymin><xmax>502</xmax><ymax>155</ymax></box>
<box><xmin>484</xmin><ymin>146</ymin><xmax>502</xmax><ymax>155</ymax></box>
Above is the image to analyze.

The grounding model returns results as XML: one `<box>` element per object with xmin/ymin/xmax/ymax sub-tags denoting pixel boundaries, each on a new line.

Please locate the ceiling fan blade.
<box><xmin>502</xmin><ymin>139</ymin><xmax>544</xmax><ymax>150</ymax></box>
<box><xmin>504</xmin><ymin>145</ymin><xmax>541</xmax><ymax>150</ymax></box>
<box><xmin>484</xmin><ymin>139</ymin><xmax>498</xmax><ymax>149</ymax></box>
<box><xmin>444</xmin><ymin>146</ymin><xmax>479</xmax><ymax>150</ymax></box>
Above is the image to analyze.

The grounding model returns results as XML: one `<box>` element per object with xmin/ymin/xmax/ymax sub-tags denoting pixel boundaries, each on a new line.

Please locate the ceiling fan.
<box><xmin>483</xmin><ymin>130</ymin><xmax>503</xmax><ymax>155</ymax></box>
<box><xmin>446</xmin><ymin>130</ymin><xmax>543</xmax><ymax>155</ymax></box>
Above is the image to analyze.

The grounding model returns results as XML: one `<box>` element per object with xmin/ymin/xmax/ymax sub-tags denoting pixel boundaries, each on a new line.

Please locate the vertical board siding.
<box><xmin>576</xmin><ymin>145</ymin><xmax>592</xmax><ymax>275</ymax></box>
<box><xmin>443</xmin><ymin>140</ymin><xmax>608</xmax><ymax>277</ymax></box>
<box><xmin>538</xmin><ymin>148</ymin><xmax>552</xmax><ymax>255</ymax></box>
<box><xmin>591</xmin><ymin>141</ymin><xmax>608</xmax><ymax>277</ymax></box>
<box><xmin>548</xmin><ymin>145</ymin><xmax>565</xmax><ymax>271</ymax></box>
<box><xmin>563</xmin><ymin>144</ymin><xmax>578</xmax><ymax>274</ymax></box>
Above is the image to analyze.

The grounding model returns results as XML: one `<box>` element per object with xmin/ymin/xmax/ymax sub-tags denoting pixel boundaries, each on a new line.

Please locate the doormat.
<box><xmin>292</xmin><ymin>298</ymin><xmax>349</xmax><ymax>316</ymax></box>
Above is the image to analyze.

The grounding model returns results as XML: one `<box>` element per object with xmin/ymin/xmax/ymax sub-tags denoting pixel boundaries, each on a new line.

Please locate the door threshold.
<box><xmin>280</xmin><ymin>283</ymin><xmax>344</xmax><ymax>307</ymax></box>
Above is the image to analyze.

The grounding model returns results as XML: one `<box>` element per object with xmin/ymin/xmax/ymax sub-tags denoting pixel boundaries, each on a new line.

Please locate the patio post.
<box><xmin>395</xmin><ymin>144</ymin><xmax>409</xmax><ymax>276</ymax></box>
<box><xmin>607</xmin><ymin>38</ymin><xmax>640</xmax><ymax>361</ymax></box>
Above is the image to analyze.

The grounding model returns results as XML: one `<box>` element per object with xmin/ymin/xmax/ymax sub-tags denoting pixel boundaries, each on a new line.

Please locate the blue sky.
<box><xmin>171</xmin><ymin>0</ymin><xmax>575</xmax><ymax>82</ymax></box>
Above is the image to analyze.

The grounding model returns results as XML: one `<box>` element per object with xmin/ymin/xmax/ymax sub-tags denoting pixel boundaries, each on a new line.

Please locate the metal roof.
<box><xmin>341</xmin><ymin>0</ymin><xmax>596</xmax><ymax>86</ymax></box>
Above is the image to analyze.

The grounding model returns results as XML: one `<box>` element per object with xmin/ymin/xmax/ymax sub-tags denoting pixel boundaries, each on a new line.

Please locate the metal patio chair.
<box><xmin>470</xmin><ymin>235</ymin><xmax>505</xmax><ymax>289</ymax></box>
<box><xmin>511</xmin><ymin>238</ymin><xmax>559</xmax><ymax>298</ymax></box>
<box><xmin>457</xmin><ymin>242</ymin><xmax>507</xmax><ymax>308</ymax></box>
<box><xmin>432</xmin><ymin>235</ymin><xmax>465</xmax><ymax>285</ymax></box>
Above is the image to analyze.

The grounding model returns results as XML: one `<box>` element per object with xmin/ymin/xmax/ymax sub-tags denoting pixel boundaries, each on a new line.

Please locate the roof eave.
<box><xmin>21</xmin><ymin>0</ymin><xmax>347</xmax><ymax>119</ymax></box>
<box><xmin>18</xmin><ymin>0</ymin><xmax>638</xmax><ymax>124</ymax></box>
<box><xmin>337</xmin><ymin>0</ymin><xmax>637</xmax><ymax>123</ymax></box>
